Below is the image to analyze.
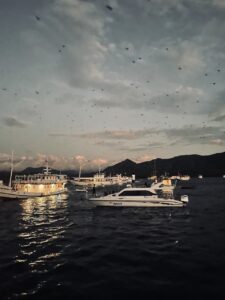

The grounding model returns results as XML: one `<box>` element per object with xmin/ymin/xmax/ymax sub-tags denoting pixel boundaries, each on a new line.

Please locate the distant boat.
<box><xmin>198</xmin><ymin>175</ymin><xmax>203</xmax><ymax>179</ymax></box>
<box><xmin>0</xmin><ymin>154</ymin><xmax>67</xmax><ymax>200</ymax></box>
<box><xmin>179</xmin><ymin>175</ymin><xmax>190</xmax><ymax>180</ymax></box>
<box><xmin>170</xmin><ymin>175</ymin><xmax>190</xmax><ymax>180</ymax></box>
<box><xmin>75</xmin><ymin>187</ymin><xmax>88</xmax><ymax>193</ymax></box>
<box><xmin>71</xmin><ymin>173</ymin><xmax>132</xmax><ymax>187</ymax></box>
<box><xmin>150</xmin><ymin>178</ymin><xmax>175</xmax><ymax>196</ymax></box>
<box><xmin>89</xmin><ymin>187</ymin><xmax>188</xmax><ymax>207</ymax></box>
<box><xmin>0</xmin><ymin>152</ymin><xmax>38</xmax><ymax>199</ymax></box>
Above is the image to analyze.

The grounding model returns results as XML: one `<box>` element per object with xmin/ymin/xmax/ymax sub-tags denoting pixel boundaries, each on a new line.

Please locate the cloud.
<box><xmin>92</xmin><ymin>85</ymin><xmax>207</xmax><ymax>115</ymax></box>
<box><xmin>133</xmin><ymin>154</ymin><xmax>156</xmax><ymax>163</ymax></box>
<box><xmin>49</xmin><ymin>129</ymin><xmax>153</xmax><ymax>140</ymax></box>
<box><xmin>0</xmin><ymin>153</ymin><xmax>33</xmax><ymax>170</ymax></box>
<box><xmin>209</xmin><ymin>138</ymin><xmax>225</xmax><ymax>145</ymax></box>
<box><xmin>0</xmin><ymin>153</ymin><xmax>12</xmax><ymax>170</ymax></box>
<box><xmin>81</xmin><ymin>125</ymin><xmax>225</xmax><ymax>147</ymax></box>
<box><xmin>2</xmin><ymin>116</ymin><xmax>28</xmax><ymax>128</ymax></box>
<box><xmin>0</xmin><ymin>152</ymin><xmax>112</xmax><ymax>172</ymax></box>
<box><xmin>0</xmin><ymin>0</ymin><xmax>225</xmax><ymax>164</ymax></box>
<box><xmin>209</xmin><ymin>89</ymin><xmax>225</xmax><ymax>118</ymax></box>
<box><xmin>162</xmin><ymin>125</ymin><xmax>225</xmax><ymax>146</ymax></box>
<box><xmin>49</xmin><ymin>133</ymin><xmax>75</xmax><ymax>138</ymax></box>
<box><xmin>49</xmin><ymin>0</ymin><xmax>110</xmax><ymax>89</ymax></box>
<box><xmin>213</xmin><ymin>0</ymin><xmax>225</xmax><ymax>8</ymax></box>
<box><xmin>49</xmin><ymin>125</ymin><xmax>225</xmax><ymax>149</ymax></box>
<box><xmin>212</xmin><ymin>114</ymin><xmax>225</xmax><ymax>122</ymax></box>
<box><xmin>77</xmin><ymin>129</ymin><xmax>154</xmax><ymax>140</ymax></box>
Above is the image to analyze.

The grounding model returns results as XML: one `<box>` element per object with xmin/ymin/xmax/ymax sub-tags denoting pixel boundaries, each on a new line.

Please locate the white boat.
<box><xmin>75</xmin><ymin>187</ymin><xmax>88</xmax><ymax>192</ymax></box>
<box><xmin>89</xmin><ymin>187</ymin><xmax>188</xmax><ymax>207</ymax></box>
<box><xmin>198</xmin><ymin>175</ymin><xmax>203</xmax><ymax>179</ymax></box>
<box><xmin>12</xmin><ymin>162</ymin><xmax>67</xmax><ymax>197</ymax></box>
<box><xmin>71</xmin><ymin>173</ymin><xmax>108</xmax><ymax>187</ymax></box>
<box><xmin>171</xmin><ymin>175</ymin><xmax>190</xmax><ymax>181</ymax></box>
<box><xmin>150</xmin><ymin>178</ymin><xmax>176</xmax><ymax>195</ymax></box>
<box><xmin>0</xmin><ymin>181</ymin><xmax>38</xmax><ymax>199</ymax></box>
<box><xmin>0</xmin><ymin>152</ymin><xmax>35</xmax><ymax>200</ymax></box>
<box><xmin>71</xmin><ymin>173</ymin><xmax>132</xmax><ymax>187</ymax></box>
<box><xmin>0</xmin><ymin>153</ymin><xmax>68</xmax><ymax>200</ymax></box>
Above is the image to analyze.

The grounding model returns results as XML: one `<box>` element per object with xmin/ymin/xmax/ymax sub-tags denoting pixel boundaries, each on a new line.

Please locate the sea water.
<box><xmin>0</xmin><ymin>178</ymin><xmax>225</xmax><ymax>299</ymax></box>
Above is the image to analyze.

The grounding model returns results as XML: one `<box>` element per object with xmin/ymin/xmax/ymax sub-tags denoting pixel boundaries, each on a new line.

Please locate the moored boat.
<box><xmin>150</xmin><ymin>178</ymin><xmax>175</xmax><ymax>195</ymax></box>
<box><xmin>0</xmin><ymin>181</ymin><xmax>37</xmax><ymax>199</ymax></box>
<box><xmin>89</xmin><ymin>187</ymin><xmax>188</xmax><ymax>207</ymax></box>
<box><xmin>71</xmin><ymin>173</ymin><xmax>132</xmax><ymax>187</ymax></box>
<box><xmin>171</xmin><ymin>175</ymin><xmax>190</xmax><ymax>181</ymax></box>
<box><xmin>0</xmin><ymin>154</ymin><xmax>68</xmax><ymax>200</ymax></box>
<box><xmin>12</xmin><ymin>163</ymin><xmax>67</xmax><ymax>197</ymax></box>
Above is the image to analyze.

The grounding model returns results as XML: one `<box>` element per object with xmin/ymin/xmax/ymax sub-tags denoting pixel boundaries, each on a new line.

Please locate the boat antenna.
<box><xmin>44</xmin><ymin>157</ymin><xmax>50</xmax><ymax>175</ymax></box>
<box><xmin>154</xmin><ymin>158</ymin><xmax>157</xmax><ymax>177</ymax></box>
<box><xmin>9</xmin><ymin>150</ymin><xmax>14</xmax><ymax>187</ymax></box>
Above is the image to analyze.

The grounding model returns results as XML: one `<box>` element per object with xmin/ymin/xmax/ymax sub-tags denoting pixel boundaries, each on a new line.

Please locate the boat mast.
<box><xmin>9</xmin><ymin>150</ymin><xmax>14</xmax><ymax>187</ymax></box>
<box><xmin>78</xmin><ymin>164</ymin><xmax>82</xmax><ymax>179</ymax></box>
<box><xmin>154</xmin><ymin>159</ymin><xmax>157</xmax><ymax>177</ymax></box>
<box><xmin>44</xmin><ymin>158</ymin><xmax>50</xmax><ymax>175</ymax></box>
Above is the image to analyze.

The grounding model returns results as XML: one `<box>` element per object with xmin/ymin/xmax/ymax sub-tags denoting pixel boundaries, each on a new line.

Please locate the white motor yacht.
<box><xmin>89</xmin><ymin>187</ymin><xmax>188</xmax><ymax>207</ymax></box>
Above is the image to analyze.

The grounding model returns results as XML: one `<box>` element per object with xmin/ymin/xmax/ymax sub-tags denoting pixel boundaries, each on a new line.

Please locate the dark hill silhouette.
<box><xmin>103</xmin><ymin>152</ymin><xmax>225</xmax><ymax>178</ymax></box>
<box><xmin>22</xmin><ymin>167</ymin><xmax>58</xmax><ymax>175</ymax></box>
<box><xmin>104</xmin><ymin>159</ymin><xmax>137</xmax><ymax>176</ymax></box>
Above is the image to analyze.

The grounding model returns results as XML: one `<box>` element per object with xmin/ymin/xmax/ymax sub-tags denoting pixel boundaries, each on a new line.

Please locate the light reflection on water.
<box><xmin>11</xmin><ymin>194</ymin><xmax>70</xmax><ymax>297</ymax></box>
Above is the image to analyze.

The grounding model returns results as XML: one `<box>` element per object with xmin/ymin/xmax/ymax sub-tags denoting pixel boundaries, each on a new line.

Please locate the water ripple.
<box><xmin>1</xmin><ymin>179</ymin><xmax>225</xmax><ymax>298</ymax></box>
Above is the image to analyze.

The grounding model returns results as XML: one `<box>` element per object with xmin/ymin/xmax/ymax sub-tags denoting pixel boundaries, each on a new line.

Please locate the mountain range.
<box><xmin>0</xmin><ymin>151</ymin><xmax>225</xmax><ymax>184</ymax></box>
<box><xmin>103</xmin><ymin>151</ymin><xmax>225</xmax><ymax>178</ymax></box>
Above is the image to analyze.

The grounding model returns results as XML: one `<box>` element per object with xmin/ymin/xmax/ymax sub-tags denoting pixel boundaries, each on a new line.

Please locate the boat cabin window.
<box><xmin>119</xmin><ymin>190</ymin><xmax>155</xmax><ymax>196</ymax></box>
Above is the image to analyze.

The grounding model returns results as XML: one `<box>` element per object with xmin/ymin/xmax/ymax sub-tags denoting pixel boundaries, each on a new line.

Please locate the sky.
<box><xmin>0</xmin><ymin>0</ymin><xmax>225</xmax><ymax>171</ymax></box>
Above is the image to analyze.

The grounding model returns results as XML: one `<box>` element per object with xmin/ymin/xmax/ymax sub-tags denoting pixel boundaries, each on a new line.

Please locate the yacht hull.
<box><xmin>89</xmin><ymin>198</ymin><xmax>184</xmax><ymax>207</ymax></box>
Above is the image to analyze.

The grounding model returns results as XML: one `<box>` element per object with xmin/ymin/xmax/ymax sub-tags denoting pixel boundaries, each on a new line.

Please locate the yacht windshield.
<box><xmin>119</xmin><ymin>190</ymin><xmax>155</xmax><ymax>196</ymax></box>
